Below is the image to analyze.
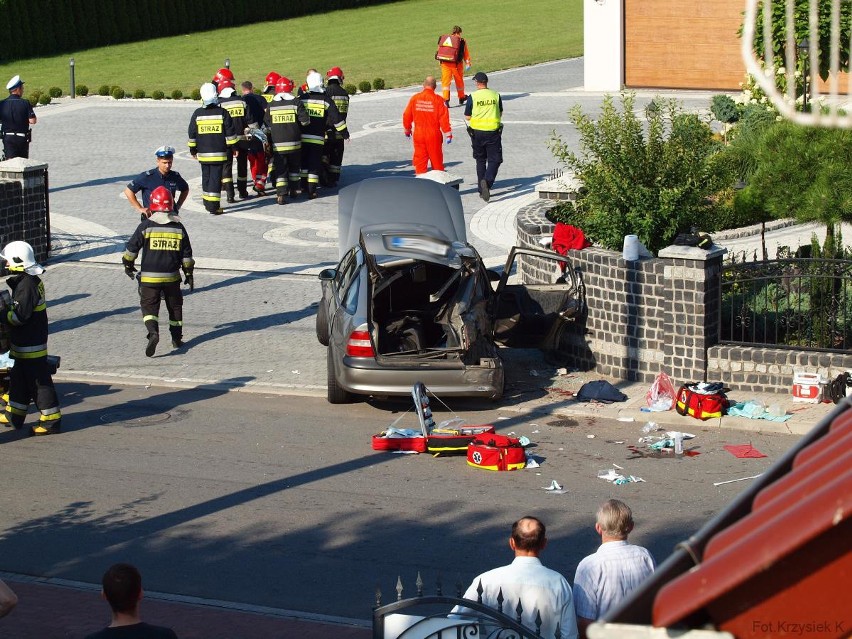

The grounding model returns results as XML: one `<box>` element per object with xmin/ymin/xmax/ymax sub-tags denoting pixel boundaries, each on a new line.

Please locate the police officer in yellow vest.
<box><xmin>464</xmin><ymin>72</ymin><xmax>503</xmax><ymax>202</ymax></box>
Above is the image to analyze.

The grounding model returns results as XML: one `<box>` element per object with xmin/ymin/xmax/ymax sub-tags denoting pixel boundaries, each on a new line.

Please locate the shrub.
<box><xmin>38</xmin><ymin>93</ymin><xmax>52</xmax><ymax>105</ymax></box>
<box><xmin>190</xmin><ymin>88</ymin><xmax>201</xmax><ymax>100</ymax></box>
<box><xmin>27</xmin><ymin>92</ymin><xmax>41</xmax><ymax>106</ymax></box>
<box><xmin>152</xmin><ymin>90</ymin><xmax>165</xmax><ymax>100</ymax></box>
<box><xmin>549</xmin><ymin>92</ymin><xmax>729</xmax><ymax>253</ymax></box>
<box><xmin>75</xmin><ymin>84</ymin><xmax>89</xmax><ymax>96</ymax></box>
<box><xmin>372</xmin><ymin>78</ymin><xmax>385</xmax><ymax>91</ymax></box>
<box><xmin>111</xmin><ymin>87</ymin><xmax>125</xmax><ymax>100</ymax></box>
<box><xmin>711</xmin><ymin>94</ymin><xmax>739</xmax><ymax>124</ymax></box>
<box><xmin>133</xmin><ymin>89</ymin><xmax>145</xmax><ymax>99</ymax></box>
<box><xmin>48</xmin><ymin>86</ymin><xmax>62</xmax><ymax>98</ymax></box>
<box><xmin>111</xmin><ymin>85</ymin><xmax>121</xmax><ymax>94</ymax></box>
<box><xmin>344</xmin><ymin>83</ymin><xmax>357</xmax><ymax>95</ymax></box>
<box><xmin>98</xmin><ymin>84</ymin><xmax>111</xmax><ymax>96</ymax></box>
<box><xmin>358</xmin><ymin>80</ymin><xmax>371</xmax><ymax>93</ymax></box>
<box><xmin>171</xmin><ymin>89</ymin><xmax>183</xmax><ymax>100</ymax></box>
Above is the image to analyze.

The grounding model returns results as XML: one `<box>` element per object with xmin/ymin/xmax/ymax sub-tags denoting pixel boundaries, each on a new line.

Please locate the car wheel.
<box><xmin>316</xmin><ymin>300</ymin><xmax>329</xmax><ymax>346</ymax></box>
<box><xmin>327</xmin><ymin>345</ymin><xmax>353</xmax><ymax>404</ymax></box>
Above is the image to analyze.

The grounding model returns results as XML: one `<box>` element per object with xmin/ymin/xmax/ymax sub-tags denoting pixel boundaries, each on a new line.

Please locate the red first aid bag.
<box><xmin>435</xmin><ymin>34</ymin><xmax>462</xmax><ymax>62</ymax></box>
<box><xmin>675</xmin><ymin>385</ymin><xmax>728</xmax><ymax>420</ymax></box>
<box><xmin>467</xmin><ymin>434</ymin><xmax>526</xmax><ymax>471</ymax></box>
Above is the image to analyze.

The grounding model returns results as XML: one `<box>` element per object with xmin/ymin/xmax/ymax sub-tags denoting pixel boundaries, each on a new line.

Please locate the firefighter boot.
<box><xmin>145</xmin><ymin>320</ymin><xmax>159</xmax><ymax>357</ymax></box>
<box><xmin>170</xmin><ymin>326</ymin><xmax>184</xmax><ymax>349</ymax></box>
<box><xmin>226</xmin><ymin>184</ymin><xmax>236</xmax><ymax>204</ymax></box>
<box><xmin>276</xmin><ymin>190</ymin><xmax>287</xmax><ymax>205</ymax></box>
<box><xmin>32</xmin><ymin>414</ymin><xmax>61</xmax><ymax>436</ymax></box>
<box><xmin>238</xmin><ymin>183</ymin><xmax>250</xmax><ymax>199</ymax></box>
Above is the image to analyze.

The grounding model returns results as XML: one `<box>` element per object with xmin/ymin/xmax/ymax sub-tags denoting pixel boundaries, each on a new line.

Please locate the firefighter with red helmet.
<box><xmin>323</xmin><ymin>66</ymin><xmax>349</xmax><ymax>187</ymax></box>
<box><xmin>262</xmin><ymin>72</ymin><xmax>280</xmax><ymax>104</ymax></box>
<box><xmin>122</xmin><ymin>187</ymin><xmax>194</xmax><ymax>357</ymax></box>
<box><xmin>300</xmin><ymin>71</ymin><xmax>349</xmax><ymax>199</ymax></box>
<box><xmin>217</xmin><ymin>77</ymin><xmax>257</xmax><ymax>202</ymax></box>
<box><xmin>187</xmin><ymin>83</ymin><xmax>238</xmax><ymax>214</ymax></box>
<box><xmin>212</xmin><ymin>67</ymin><xmax>235</xmax><ymax>86</ymax></box>
<box><xmin>264</xmin><ymin>76</ymin><xmax>310</xmax><ymax>205</ymax></box>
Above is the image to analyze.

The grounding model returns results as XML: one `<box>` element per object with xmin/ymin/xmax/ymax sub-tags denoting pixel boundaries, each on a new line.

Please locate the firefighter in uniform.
<box><xmin>1</xmin><ymin>76</ymin><xmax>37</xmax><ymax>160</ymax></box>
<box><xmin>265</xmin><ymin>76</ymin><xmax>310</xmax><ymax>205</ymax></box>
<box><xmin>124</xmin><ymin>145</ymin><xmax>189</xmax><ymax>221</ymax></box>
<box><xmin>464</xmin><ymin>72</ymin><xmax>503</xmax><ymax>202</ymax></box>
<box><xmin>435</xmin><ymin>26</ymin><xmax>472</xmax><ymax>107</ymax></box>
<box><xmin>0</xmin><ymin>241</ymin><xmax>61</xmax><ymax>436</ymax></box>
<box><xmin>323</xmin><ymin>67</ymin><xmax>349</xmax><ymax>187</ymax></box>
<box><xmin>187</xmin><ymin>83</ymin><xmax>238</xmax><ymax>214</ymax></box>
<box><xmin>241</xmin><ymin>80</ymin><xmax>270</xmax><ymax>195</ymax></box>
<box><xmin>122</xmin><ymin>187</ymin><xmax>194</xmax><ymax>357</ymax></box>
<box><xmin>403</xmin><ymin>76</ymin><xmax>452</xmax><ymax>174</ymax></box>
<box><xmin>212</xmin><ymin>67</ymin><xmax>234</xmax><ymax>86</ymax></box>
<box><xmin>217</xmin><ymin>78</ymin><xmax>257</xmax><ymax>202</ymax></box>
<box><xmin>262</xmin><ymin>72</ymin><xmax>280</xmax><ymax>104</ymax></box>
<box><xmin>300</xmin><ymin>72</ymin><xmax>349</xmax><ymax>199</ymax></box>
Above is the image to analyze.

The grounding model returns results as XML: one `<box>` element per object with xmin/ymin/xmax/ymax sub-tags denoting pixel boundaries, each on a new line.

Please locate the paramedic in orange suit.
<box><xmin>436</xmin><ymin>25</ymin><xmax>471</xmax><ymax>106</ymax></box>
<box><xmin>402</xmin><ymin>76</ymin><xmax>453</xmax><ymax>174</ymax></box>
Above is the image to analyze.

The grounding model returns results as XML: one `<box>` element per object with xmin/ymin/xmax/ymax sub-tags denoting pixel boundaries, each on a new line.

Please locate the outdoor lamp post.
<box><xmin>70</xmin><ymin>58</ymin><xmax>75</xmax><ymax>99</ymax></box>
<box><xmin>797</xmin><ymin>38</ymin><xmax>809</xmax><ymax>111</ymax></box>
<box><xmin>225</xmin><ymin>58</ymin><xmax>230</xmax><ymax>69</ymax></box>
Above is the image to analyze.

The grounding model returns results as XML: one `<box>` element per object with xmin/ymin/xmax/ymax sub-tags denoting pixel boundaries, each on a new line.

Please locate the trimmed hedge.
<box><xmin>48</xmin><ymin>86</ymin><xmax>62</xmax><ymax>98</ymax></box>
<box><xmin>75</xmin><ymin>84</ymin><xmax>89</xmax><ymax>96</ymax></box>
<box><xmin>152</xmin><ymin>90</ymin><xmax>165</xmax><ymax>100</ymax></box>
<box><xmin>0</xmin><ymin>0</ymin><xmax>397</xmax><ymax>62</ymax></box>
<box><xmin>358</xmin><ymin>80</ymin><xmax>371</xmax><ymax>93</ymax></box>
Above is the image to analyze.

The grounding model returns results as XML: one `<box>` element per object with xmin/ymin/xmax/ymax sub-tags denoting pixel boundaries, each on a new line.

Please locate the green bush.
<box><xmin>111</xmin><ymin>85</ymin><xmax>121</xmax><ymax>94</ymax></box>
<box><xmin>344</xmin><ymin>83</ymin><xmax>357</xmax><ymax>96</ymax></box>
<box><xmin>549</xmin><ymin>92</ymin><xmax>729</xmax><ymax>253</ymax></box>
<box><xmin>98</xmin><ymin>84</ymin><xmax>111</xmax><ymax>96</ymax></box>
<box><xmin>111</xmin><ymin>87</ymin><xmax>125</xmax><ymax>99</ymax></box>
<box><xmin>27</xmin><ymin>92</ymin><xmax>41</xmax><ymax>107</ymax></box>
<box><xmin>357</xmin><ymin>80</ymin><xmax>371</xmax><ymax>93</ymax></box>
<box><xmin>152</xmin><ymin>90</ymin><xmax>165</xmax><ymax>100</ymax></box>
<box><xmin>372</xmin><ymin>78</ymin><xmax>385</xmax><ymax>91</ymax></box>
<box><xmin>48</xmin><ymin>86</ymin><xmax>62</xmax><ymax>98</ymax></box>
<box><xmin>171</xmin><ymin>89</ymin><xmax>183</xmax><ymax>100</ymax></box>
<box><xmin>75</xmin><ymin>84</ymin><xmax>89</xmax><ymax>96</ymax></box>
<box><xmin>190</xmin><ymin>88</ymin><xmax>201</xmax><ymax>100</ymax></box>
<box><xmin>38</xmin><ymin>93</ymin><xmax>52</xmax><ymax>105</ymax></box>
<box><xmin>711</xmin><ymin>94</ymin><xmax>739</xmax><ymax>124</ymax></box>
<box><xmin>133</xmin><ymin>89</ymin><xmax>146</xmax><ymax>99</ymax></box>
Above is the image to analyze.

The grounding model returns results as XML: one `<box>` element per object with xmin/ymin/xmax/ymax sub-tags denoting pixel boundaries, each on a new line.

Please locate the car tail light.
<box><xmin>346</xmin><ymin>330</ymin><xmax>375</xmax><ymax>357</ymax></box>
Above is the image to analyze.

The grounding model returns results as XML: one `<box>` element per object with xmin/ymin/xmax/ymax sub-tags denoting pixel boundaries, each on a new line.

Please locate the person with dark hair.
<box><xmin>453</xmin><ymin>517</ymin><xmax>578</xmax><ymax>639</ymax></box>
<box><xmin>573</xmin><ymin>499</ymin><xmax>655</xmax><ymax>638</ymax></box>
<box><xmin>0</xmin><ymin>75</ymin><xmax>37</xmax><ymax>159</ymax></box>
<box><xmin>85</xmin><ymin>563</ymin><xmax>178</xmax><ymax>638</ymax></box>
<box><xmin>435</xmin><ymin>26</ymin><xmax>472</xmax><ymax>106</ymax></box>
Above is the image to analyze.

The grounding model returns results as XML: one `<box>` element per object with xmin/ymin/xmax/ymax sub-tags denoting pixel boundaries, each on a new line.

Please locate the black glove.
<box><xmin>123</xmin><ymin>261</ymin><xmax>137</xmax><ymax>280</ymax></box>
<box><xmin>0</xmin><ymin>289</ymin><xmax>11</xmax><ymax>313</ymax></box>
<box><xmin>184</xmin><ymin>272</ymin><xmax>194</xmax><ymax>291</ymax></box>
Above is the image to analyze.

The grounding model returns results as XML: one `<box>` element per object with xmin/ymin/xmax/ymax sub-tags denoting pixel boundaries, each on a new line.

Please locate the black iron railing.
<box><xmin>720</xmin><ymin>257</ymin><xmax>852</xmax><ymax>352</ymax></box>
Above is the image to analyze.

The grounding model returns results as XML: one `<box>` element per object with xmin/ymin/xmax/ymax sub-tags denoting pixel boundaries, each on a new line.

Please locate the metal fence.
<box><xmin>720</xmin><ymin>257</ymin><xmax>852</xmax><ymax>352</ymax></box>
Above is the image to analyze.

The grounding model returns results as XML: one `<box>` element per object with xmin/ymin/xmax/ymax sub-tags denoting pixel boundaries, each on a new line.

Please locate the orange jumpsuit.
<box><xmin>440</xmin><ymin>40</ymin><xmax>471</xmax><ymax>103</ymax></box>
<box><xmin>403</xmin><ymin>87</ymin><xmax>452</xmax><ymax>174</ymax></box>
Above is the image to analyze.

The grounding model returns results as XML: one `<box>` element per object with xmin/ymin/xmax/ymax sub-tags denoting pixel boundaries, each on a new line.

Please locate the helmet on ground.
<box><xmin>1</xmin><ymin>240</ymin><xmax>44</xmax><ymax>275</ymax></box>
<box><xmin>306</xmin><ymin>71</ymin><xmax>323</xmax><ymax>92</ymax></box>
<box><xmin>327</xmin><ymin>67</ymin><xmax>344</xmax><ymax>81</ymax></box>
<box><xmin>265</xmin><ymin>72</ymin><xmax>281</xmax><ymax>89</ymax></box>
<box><xmin>213</xmin><ymin>68</ymin><xmax>234</xmax><ymax>84</ymax></box>
<box><xmin>216</xmin><ymin>78</ymin><xmax>235</xmax><ymax>94</ymax></box>
<box><xmin>200</xmin><ymin>82</ymin><xmax>218</xmax><ymax>106</ymax></box>
<box><xmin>149</xmin><ymin>186</ymin><xmax>174</xmax><ymax>213</ymax></box>
<box><xmin>275</xmin><ymin>76</ymin><xmax>294</xmax><ymax>95</ymax></box>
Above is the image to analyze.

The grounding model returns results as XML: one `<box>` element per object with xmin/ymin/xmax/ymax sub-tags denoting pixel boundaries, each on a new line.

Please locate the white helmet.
<box><xmin>200</xmin><ymin>82</ymin><xmax>218</xmax><ymax>106</ymax></box>
<box><xmin>1</xmin><ymin>241</ymin><xmax>44</xmax><ymax>275</ymax></box>
<box><xmin>306</xmin><ymin>71</ymin><xmax>324</xmax><ymax>92</ymax></box>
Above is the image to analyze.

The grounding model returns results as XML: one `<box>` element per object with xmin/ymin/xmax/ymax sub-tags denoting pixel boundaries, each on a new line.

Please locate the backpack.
<box><xmin>436</xmin><ymin>34</ymin><xmax>463</xmax><ymax>62</ymax></box>
<box><xmin>675</xmin><ymin>384</ymin><xmax>728</xmax><ymax>420</ymax></box>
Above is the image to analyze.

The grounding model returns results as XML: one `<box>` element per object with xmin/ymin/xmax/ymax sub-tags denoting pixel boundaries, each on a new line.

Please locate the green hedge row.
<box><xmin>0</xmin><ymin>0</ymin><xmax>392</xmax><ymax>62</ymax></box>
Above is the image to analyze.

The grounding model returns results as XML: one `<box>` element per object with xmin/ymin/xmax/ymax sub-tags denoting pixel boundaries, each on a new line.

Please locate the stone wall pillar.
<box><xmin>0</xmin><ymin>157</ymin><xmax>50</xmax><ymax>262</ymax></box>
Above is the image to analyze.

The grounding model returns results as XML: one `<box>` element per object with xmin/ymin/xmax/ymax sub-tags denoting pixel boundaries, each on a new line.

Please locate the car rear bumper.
<box><xmin>338</xmin><ymin>355</ymin><xmax>504</xmax><ymax>398</ymax></box>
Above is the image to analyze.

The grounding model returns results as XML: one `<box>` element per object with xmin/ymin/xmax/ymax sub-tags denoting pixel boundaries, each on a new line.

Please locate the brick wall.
<box><xmin>0</xmin><ymin>158</ymin><xmax>50</xmax><ymax>263</ymax></box>
<box><xmin>516</xmin><ymin>200</ymin><xmax>852</xmax><ymax>394</ymax></box>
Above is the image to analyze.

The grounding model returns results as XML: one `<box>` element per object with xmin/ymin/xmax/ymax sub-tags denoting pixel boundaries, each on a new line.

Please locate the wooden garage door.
<box><xmin>625</xmin><ymin>0</ymin><xmax>746</xmax><ymax>90</ymax></box>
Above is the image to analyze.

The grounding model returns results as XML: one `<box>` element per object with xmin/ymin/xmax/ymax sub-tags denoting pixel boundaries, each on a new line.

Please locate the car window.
<box><xmin>335</xmin><ymin>248</ymin><xmax>358</xmax><ymax>295</ymax></box>
<box><xmin>342</xmin><ymin>275</ymin><xmax>360</xmax><ymax>314</ymax></box>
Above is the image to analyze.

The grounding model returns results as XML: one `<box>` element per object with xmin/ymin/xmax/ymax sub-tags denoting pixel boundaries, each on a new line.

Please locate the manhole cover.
<box><xmin>99</xmin><ymin>410</ymin><xmax>171</xmax><ymax>426</ymax></box>
<box><xmin>547</xmin><ymin>418</ymin><xmax>579</xmax><ymax>428</ymax></box>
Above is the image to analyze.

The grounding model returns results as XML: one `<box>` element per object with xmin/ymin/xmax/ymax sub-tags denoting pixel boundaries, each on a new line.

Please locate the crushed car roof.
<box><xmin>337</xmin><ymin>177</ymin><xmax>467</xmax><ymax>258</ymax></box>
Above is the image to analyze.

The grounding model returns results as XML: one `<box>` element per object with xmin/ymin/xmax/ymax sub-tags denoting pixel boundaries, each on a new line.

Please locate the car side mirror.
<box><xmin>318</xmin><ymin>268</ymin><xmax>337</xmax><ymax>281</ymax></box>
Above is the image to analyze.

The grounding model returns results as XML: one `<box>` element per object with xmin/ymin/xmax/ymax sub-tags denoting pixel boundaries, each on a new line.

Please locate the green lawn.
<box><xmin>0</xmin><ymin>0</ymin><xmax>582</xmax><ymax>97</ymax></box>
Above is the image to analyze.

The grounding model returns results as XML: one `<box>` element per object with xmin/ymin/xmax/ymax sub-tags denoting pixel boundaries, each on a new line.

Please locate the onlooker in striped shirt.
<box><xmin>572</xmin><ymin>499</ymin><xmax>655</xmax><ymax>638</ymax></box>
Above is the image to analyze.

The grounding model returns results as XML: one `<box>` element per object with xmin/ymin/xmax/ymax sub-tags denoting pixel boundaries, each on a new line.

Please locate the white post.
<box><xmin>583</xmin><ymin>0</ymin><xmax>624</xmax><ymax>91</ymax></box>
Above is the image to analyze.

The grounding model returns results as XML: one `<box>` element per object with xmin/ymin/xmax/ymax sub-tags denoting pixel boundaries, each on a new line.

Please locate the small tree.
<box><xmin>549</xmin><ymin>92</ymin><xmax>729</xmax><ymax>253</ymax></box>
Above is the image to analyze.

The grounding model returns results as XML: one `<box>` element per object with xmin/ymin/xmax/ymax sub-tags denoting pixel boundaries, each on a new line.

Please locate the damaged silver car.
<box><xmin>316</xmin><ymin>177</ymin><xmax>581</xmax><ymax>404</ymax></box>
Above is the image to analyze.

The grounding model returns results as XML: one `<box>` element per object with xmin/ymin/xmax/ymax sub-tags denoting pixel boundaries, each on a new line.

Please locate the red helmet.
<box><xmin>327</xmin><ymin>66</ymin><xmax>344</xmax><ymax>81</ymax></box>
<box><xmin>149</xmin><ymin>186</ymin><xmax>174</xmax><ymax>213</ymax></box>
<box><xmin>265</xmin><ymin>71</ymin><xmax>281</xmax><ymax>89</ymax></box>
<box><xmin>213</xmin><ymin>68</ymin><xmax>234</xmax><ymax>84</ymax></box>
<box><xmin>275</xmin><ymin>76</ymin><xmax>294</xmax><ymax>94</ymax></box>
<box><xmin>216</xmin><ymin>78</ymin><xmax>235</xmax><ymax>94</ymax></box>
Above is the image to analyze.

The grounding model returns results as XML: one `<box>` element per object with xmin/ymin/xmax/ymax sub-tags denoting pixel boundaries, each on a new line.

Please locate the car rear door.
<box><xmin>491</xmin><ymin>246</ymin><xmax>584</xmax><ymax>349</ymax></box>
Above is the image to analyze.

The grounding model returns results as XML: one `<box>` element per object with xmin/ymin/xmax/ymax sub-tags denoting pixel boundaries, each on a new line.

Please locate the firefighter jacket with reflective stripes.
<box><xmin>1</xmin><ymin>273</ymin><xmax>49</xmax><ymax>360</ymax></box>
<box><xmin>325</xmin><ymin>80</ymin><xmax>350</xmax><ymax>140</ymax></box>
<box><xmin>187</xmin><ymin>104</ymin><xmax>238</xmax><ymax>162</ymax></box>
<box><xmin>300</xmin><ymin>90</ymin><xmax>349</xmax><ymax>146</ymax></box>
<box><xmin>262</xmin><ymin>89</ymin><xmax>275</xmax><ymax>103</ymax></box>
<box><xmin>123</xmin><ymin>217</ymin><xmax>195</xmax><ymax>286</ymax></box>
<box><xmin>467</xmin><ymin>88</ymin><xmax>503</xmax><ymax>131</ymax></box>
<box><xmin>264</xmin><ymin>94</ymin><xmax>310</xmax><ymax>153</ymax></box>
<box><xmin>219</xmin><ymin>95</ymin><xmax>257</xmax><ymax>136</ymax></box>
